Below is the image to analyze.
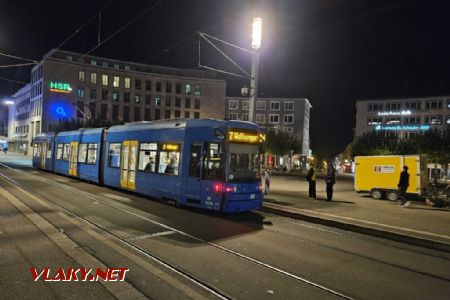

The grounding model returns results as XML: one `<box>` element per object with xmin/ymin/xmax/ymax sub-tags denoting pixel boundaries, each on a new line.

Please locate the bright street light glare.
<box><xmin>252</xmin><ymin>17</ymin><xmax>262</xmax><ymax>49</ymax></box>
<box><xmin>3</xmin><ymin>100</ymin><xmax>14</xmax><ymax>106</ymax></box>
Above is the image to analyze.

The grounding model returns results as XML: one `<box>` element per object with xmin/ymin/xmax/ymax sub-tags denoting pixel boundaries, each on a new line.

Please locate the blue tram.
<box><xmin>32</xmin><ymin>119</ymin><xmax>265</xmax><ymax>212</ymax></box>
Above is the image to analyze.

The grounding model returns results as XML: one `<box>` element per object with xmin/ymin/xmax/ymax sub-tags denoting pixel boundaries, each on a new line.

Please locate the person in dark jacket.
<box><xmin>398</xmin><ymin>165</ymin><xmax>410</xmax><ymax>207</ymax></box>
<box><xmin>325</xmin><ymin>167</ymin><xmax>336</xmax><ymax>201</ymax></box>
<box><xmin>306</xmin><ymin>167</ymin><xmax>316</xmax><ymax>199</ymax></box>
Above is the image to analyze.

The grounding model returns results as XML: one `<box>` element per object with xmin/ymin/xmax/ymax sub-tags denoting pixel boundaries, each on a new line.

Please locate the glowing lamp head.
<box><xmin>3</xmin><ymin>100</ymin><xmax>14</xmax><ymax>106</ymax></box>
<box><xmin>252</xmin><ymin>17</ymin><xmax>262</xmax><ymax>49</ymax></box>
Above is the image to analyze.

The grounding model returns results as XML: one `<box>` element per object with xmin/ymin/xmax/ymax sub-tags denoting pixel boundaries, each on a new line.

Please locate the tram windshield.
<box><xmin>228</xmin><ymin>143</ymin><xmax>259</xmax><ymax>183</ymax></box>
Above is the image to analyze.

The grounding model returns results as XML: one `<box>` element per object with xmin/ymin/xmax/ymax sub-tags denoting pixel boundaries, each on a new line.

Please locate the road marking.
<box><xmin>264</xmin><ymin>202</ymin><xmax>450</xmax><ymax>242</ymax></box>
<box><xmin>0</xmin><ymin>186</ymin><xmax>147</xmax><ymax>300</ymax></box>
<box><xmin>127</xmin><ymin>231</ymin><xmax>175</xmax><ymax>241</ymax></box>
<box><xmin>100</xmin><ymin>193</ymin><xmax>131</xmax><ymax>201</ymax></box>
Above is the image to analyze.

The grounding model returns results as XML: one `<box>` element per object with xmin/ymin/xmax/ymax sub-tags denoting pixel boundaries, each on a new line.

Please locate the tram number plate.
<box><xmin>250</xmin><ymin>194</ymin><xmax>255</xmax><ymax>199</ymax></box>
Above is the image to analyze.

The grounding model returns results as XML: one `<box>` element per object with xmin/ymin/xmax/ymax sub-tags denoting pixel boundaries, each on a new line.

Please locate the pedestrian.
<box><xmin>398</xmin><ymin>165</ymin><xmax>410</xmax><ymax>207</ymax></box>
<box><xmin>325</xmin><ymin>167</ymin><xmax>336</xmax><ymax>201</ymax></box>
<box><xmin>306</xmin><ymin>167</ymin><xmax>316</xmax><ymax>199</ymax></box>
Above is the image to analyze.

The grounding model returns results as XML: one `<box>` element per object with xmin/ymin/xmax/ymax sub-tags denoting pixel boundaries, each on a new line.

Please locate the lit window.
<box><xmin>135</xmin><ymin>94</ymin><xmax>141</xmax><ymax>103</ymax></box>
<box><xmin>155</xmin><ymin>95</ymin><xmax>161</xmax><ymax>106</ymax></box>
<box><xmin>425</xmin><ymin>116</ymin><xmax>442</xmax><ymax>125</ymax></box>
<box><xmin>90</xmin><ymin>73</ymin><xmax>97</xmax><ymax>84</ymax></box>
<box><xmin>243</xmin><ymin>101</ymin><xmax>250</xmax><ymax>110</ymax></box>
<box><xmin>78</xmin><ymin>71</ymin><xmax>85</xmax><ymax>82</ymax></box>
<box><xmin>195</xmin><ymin>85</ymin><xmax>201</xmax><ymax>96</ymax></box>
<box><xmin>113</xmin><ymin>76</ymin><xmax>120</xmax><ymax>88</ymax></box>
<box><xmin>91</xmin><ymin>60</ymin><xmax>97</xmax><ymax>66</ymax></box>
<box><xmin>102</xmin><ymin>74</ymin><xmax>108</xmax><ymax>86</ymax></box>
<box><xmin>185</xmin><ymin>84</ymin><xmax>191</xmax><ymax>95</ymax></box>
<box><xmin>77</xmin><ymin>86</ymin><xmax>85</xmax><ymax>99</ymax></box>
<box><xmin>138</xmin><ymin>143</ymin><xmax>158</xmax><ymax>172</ymax></box>
<box><xmin>108</xmin><ymin>143</ymin><xmax>121</xmax><ymax>168</ymax></box>
<box><xmin>124</xmin><ymin>77</ymin><xmax>131</xmax><ymax>89</ymax></box>
<box><xmin>229</xmin><ymin>100</ymin><xmax>239</xmax><ymax>110</ymax></box>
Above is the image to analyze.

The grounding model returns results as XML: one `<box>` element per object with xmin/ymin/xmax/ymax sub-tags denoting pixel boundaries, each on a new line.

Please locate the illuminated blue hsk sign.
<box><xmin>375</xmin><ymin>125</ymin><xmax>431</xmax><ymax>131</ymax></box>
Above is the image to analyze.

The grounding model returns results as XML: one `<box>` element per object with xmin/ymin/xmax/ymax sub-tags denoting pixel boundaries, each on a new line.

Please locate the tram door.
<box><xmin>40</xmin><ymin>142</ymin><xmax>47</xmax><ymax>169</ymax></box>
<box><xmin>69</xmin><ymin>142</ymin><xmax>78</xmax><ymax>176</ymax></box>
<box><xmin>186</xmin><ymin>143</ymin><xmax>203</xmax><ymax>201</ymax></box>
<box><xmin>120</xmin><ymin>140</ymin><xmax>138</xmax><ymax>190</ymax></box>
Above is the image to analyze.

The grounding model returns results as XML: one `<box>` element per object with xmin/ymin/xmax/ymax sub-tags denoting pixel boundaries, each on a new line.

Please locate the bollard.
<box><xmin>264</xmin><ymin>169</ymin><xmax>270</xmax><ymax>196</ymax></box>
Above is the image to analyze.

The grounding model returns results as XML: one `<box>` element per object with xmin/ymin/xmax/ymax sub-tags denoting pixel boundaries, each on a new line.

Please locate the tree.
<box><xmin>266</xmin><ymin>129</ymin><xmax>300</xmax><ymax>156</ymax></box>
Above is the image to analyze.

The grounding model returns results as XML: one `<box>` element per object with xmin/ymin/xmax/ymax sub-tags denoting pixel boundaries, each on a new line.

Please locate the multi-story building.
<box><xmin>8</xmin><ymin>49</ymin><xmax>226</xmax><ymax>154</ymax></box>
<box><xmin>355</xmin><ymin>96</ymin><xmax>450</xmax><ymax>139</ymax></box>
<box><xmin>7</xmin><ymin>84</ymin><xmax>31</xmax><ymax>154</ymax></box>
<box><xmin>225</xmin><ymin>97</ymin><xmax>312</xmax><ymax>156</ymax></box>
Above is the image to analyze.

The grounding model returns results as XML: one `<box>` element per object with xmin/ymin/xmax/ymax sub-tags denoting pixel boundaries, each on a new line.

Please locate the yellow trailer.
<box><xmin>354</xmin><ymin>155</ymin><xmax>428</xmax><ymax>200</ymax></box>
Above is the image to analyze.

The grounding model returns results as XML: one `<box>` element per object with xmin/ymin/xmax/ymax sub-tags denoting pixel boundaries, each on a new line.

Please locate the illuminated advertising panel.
<box><xmin>374</xmin><ymin>125</ymin><xmax>431</xmax><ymax>131</ymax></box>
<box><xmin>377</xmin><ymin>110</ymin><xmax>411</xmax><ymax>116</ymax></box>
<box><xmin>49</xmin><ymin>82</ymin><xmax>72</xmax><ymax>93</ymax></box>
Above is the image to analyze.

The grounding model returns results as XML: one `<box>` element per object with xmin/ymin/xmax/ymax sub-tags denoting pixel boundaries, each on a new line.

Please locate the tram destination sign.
<box><xmin>161</xmin><ymin>143</ymin><xmax>180</xmax><ymax>151</ymax></box>
<box><xmin>228</xmin><ymin>130</ymin><xmax>260</xmax><ymax>144</ymax></box>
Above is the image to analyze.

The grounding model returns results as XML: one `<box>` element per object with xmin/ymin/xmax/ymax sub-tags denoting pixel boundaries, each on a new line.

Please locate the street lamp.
<box><xmin>248</xmin><ymin>17</ymin><xmax>262</xmax><ymax>123</ymax></box>
<box><xmin>3</xmin><ymin>99</ymin><xmax>14</xmax><ymax>106</ymax></box>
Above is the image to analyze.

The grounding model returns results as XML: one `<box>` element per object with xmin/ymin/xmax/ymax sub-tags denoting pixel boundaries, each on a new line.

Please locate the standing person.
<box><xmin>306</xmin><ymin>167</ymin><xmax>316</xmax><ymax>199</ymax></box>
<box><xmin>325</xmin><ymin>167</ymin><xmax>336</xmax><ymax>201</ymax></box>
<box><xmin>398</xmin><ymin>165</ymin><xmax>410</xmax><ymax>207</ymax></box>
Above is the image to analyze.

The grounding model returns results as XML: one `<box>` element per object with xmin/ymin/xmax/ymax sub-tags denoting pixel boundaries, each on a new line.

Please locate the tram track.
<box><xmin>0</xmin><ymin>162</ymin><xmax>355</xmax><ymax>300</ymax></box>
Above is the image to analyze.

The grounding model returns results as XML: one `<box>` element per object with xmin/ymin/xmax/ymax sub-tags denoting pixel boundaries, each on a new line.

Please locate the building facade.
<box><xmin>225</xmin><ymin>97</ymin><xmax>312</xmax><ymax>155</ymax></box>
<box><xmin>355</xmin><ymin>96</ymin><xmax>450</xmax><ymax>139</ymax></box>
<box><xmin>9</xmin><ymin>49</ymin><xmax>226</xmax><ymax>154</ymax></box>
<box><xmin>7</xmin><ymin>84</ymin><xmax>31</xmax><ymax>154</ymax></box>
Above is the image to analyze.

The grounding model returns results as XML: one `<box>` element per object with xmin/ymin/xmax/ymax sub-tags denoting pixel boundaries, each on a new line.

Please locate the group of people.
<box><xmin>306</xmin><ymin>167</ymin><xmax>336</xmax><ymax>201</ymax></box>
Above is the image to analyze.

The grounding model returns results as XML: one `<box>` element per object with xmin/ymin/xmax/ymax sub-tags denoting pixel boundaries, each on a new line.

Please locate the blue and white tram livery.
<box><xmin>32</xmin><ymin>119</ymin><xmax>265</xmax><ymax>212</ymax></box>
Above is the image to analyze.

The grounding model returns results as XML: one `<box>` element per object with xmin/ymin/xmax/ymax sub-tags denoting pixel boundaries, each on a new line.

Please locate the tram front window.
<box><xmin>228</xmin><ymin>143</ymin><xmax>259</xmax><ymax>183</ymax></box>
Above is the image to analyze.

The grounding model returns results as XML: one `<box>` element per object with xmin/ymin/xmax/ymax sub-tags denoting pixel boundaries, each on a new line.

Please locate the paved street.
<box><xmin>1</xmin><ymin>155</ymin><xmax>450</xmax><ymax>299</ymax></box>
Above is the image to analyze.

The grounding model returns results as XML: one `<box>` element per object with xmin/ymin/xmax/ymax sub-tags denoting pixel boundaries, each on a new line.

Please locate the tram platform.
<box><xmin>263</xmin><ymin>175</ymin><xmax>450</xmax><ymax>252</ymax></box>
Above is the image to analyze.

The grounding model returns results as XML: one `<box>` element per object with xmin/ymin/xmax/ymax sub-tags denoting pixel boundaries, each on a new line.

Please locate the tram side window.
<box><xmin>138</xmin><ymin>142</ymin><xmax>158</xmax><ymax>173</ymax></box>
<box><xmin>189</xmin><ymin>144</ymin><xmax>202</xmax><ymax>177</ymax></box>
<box><xmin>78</xmin><ymin>143</ymin><xmax>88</xmax><ymax>163</ymax></box>
<box><xmin>108</xmin><ymin>143</ymin><xmax>121</xmax><ymax>168</ymax></box>
<box><xmin>158</xmin><ymin>143</ymin><xmax>180</xmax><ymax>175</ymax></box>
<box><xmin>87</xmin><ymin>143</ymin><xmax>98</xmax><ymax>164</ymax></box>
<box><xmin>56</xmin><ymin>144</ymin><xmax>64</xmax><ymax>160</ymax></box>
<box><xmin>34</xmin><ymin>144</ymin><xmax>41</xmax><ymax>158</ymax></box>
<box><xmin>46</xmin><ymin>144</ymin><xmax>52</xmax><ymax>159</ymax></box>
<box><xmin>63</xmin><ymin>144</ymin><xmax>70</xmax><ymax>161</ymax></box>
<box><xmin>203</xmin><ymin>142</ymin><xmax>224</xmax><ymax>181</ymax></box>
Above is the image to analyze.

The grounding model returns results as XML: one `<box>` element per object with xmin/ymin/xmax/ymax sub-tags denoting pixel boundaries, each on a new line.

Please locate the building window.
<box><xmin>242</xmin><ymin>113</ymin><xmax>249</xmax><ymax>121</ymax></box>
<box><xmin>284</xmin><ymin>114</ymin><xmax>294</xmax><ymax>124</ymax></box>
<box><xmin>135</xmin><ymin>94</ymin><xmax>141</xmax><ymax>103</ymax></box>
<box><xmin>175</xmin><ymin>110</ymin><xmax>180</xmax><ymax>118</ymax></box>
<box><xmin>123</xmin><ymin>106</ymin><xmax>130</xmax><ymax>122</ymax></box>
<box><xmin>386</xmin><ymin>102</ymin><xmax>401</xmax><ymax>110</ymax></box>
<box><xmin>113</xmin><ymin>76</ymin><xmax>120</xmax><ymax>88</ymax></box>
<box><xmin>134</xmin><ymin>107</ymin><xmax>141</xmax><ymax>121</ymax></box>
<box><xmin>90</xmin><ymin>73</ymin><xmax>97</xmax><ymax>84</ymax></box>
<box><xmin>185</xmin><ymin>84</ymin><xmax>191</xmax><ymax>95</ymax></box>
<box><xmin>386</xmin><ymin>117</ymin><xmax>401</xmax><ymax>125</ymax></box>
<box><xmin>229</xmin><ymin>113</ymin><xmax>239</xmax><ymax>120</ymax></box>
<box><xmin>102</xmin><ymin>74</ymin><xmax>108</xmax><ymax>86</ymax></box>
<box><xmin>145</xmin><ymin>94</ymin><xmax>151</xmax><ymax>105</ymax></box>
<box><xmin>406</xmin><ymin>101</ymin><xmax>421</xmax><ymax>109</ymax></box>
<box><xmin>155</xmin><ymin>109</ymin><xmax>160</xmax><ymax>120</ymax></box>
<box><xmin>101</xmin><ymin>89</ymin><xmax>108</xmax><ymax>100</ymax></box>
<box><xmin>425</xmin><ymin>115</ymin><xmax>442</xmax><ymax>125</ymax></box>
<box><xmin>269</xmin><ymin>114</ymin><xmax>280</xmax><ymax>124</ymax></box>
<box><xmin>125</xmin><ymin>77</ymin><xmax>131</xmax><ymax>89</ymax></box>
<box><xmin>368</xmin><ymin>103</ymin><xmax>383</xmax><ymax>111</ymax></box>
<box><xmin>125</xmin><ymin>65</ymin><xmax>130</xmax><ymax>70</ymax></box>
<box><xmin>145</xmin><ymin>80</ymin><xmax>151</xmax><ymax>91</ymax></box>
<box><xmin>175</xmin><ymin>97</ymin><xmax>181</xmax><ymax>108</ymax></box>
<box><xmin>77</xmin><ymin>86</ymin><xmax>85</xmax><ymax>98</ymax></box>
<box><xmin>90</xmin><ymin>88</ymin><xmax>97</xmax><ymax>100</ymax></box>
<box><xmin>113</xmin><ymin>64</ymin><xmax>119</xmax><ymax>69</ymax></box>
<box><xmin>185</xmin><ymin>97</ymin><xmax>190</xmax><ymax>108</ymax></box>
<box><xmin>404</xmin><ymin>116</ymin><xmax>420</xmax><ymax>124</ymax></box>
<box><xmin>242</xmin><ymin>100</ymin><xmax>250</xmax><ymax>110</ymax></box>
<box><xmin>446</xmin><ymin>116</ymin><xmax>450</xmax><ymax>124</ymax></box>
<box><xmin>283</xmin><ymin>127</ymin><xmax>294</xmax><ymax>135</ymax></box>
<box><xmin>155</xmin><ymin>95</ymin><xmax>161</xmax><ymax>106</ymax></box>
<box><xmin>229</xmin><ymin>100</ymin><xmax>239</xmax><ymax>110</ymax></box>
<box><xmin>135</xmin><ymin>79</ymin><xmax>141</xmax><ymax>90</ymax></box>
<box><xmin>195</xmin><ymin>85</ymin><xmax>201</xmax><ymax>96</ymax></box>
<box><xmin>270</xmin><ymin>101</ymin><xmax>280</xmax><ymax>110</ymax></box>
<box><xmin>165</xmin><ymin>110</ymin><xmax>171</xmax><ymax>119</ymax></box>
<box><xmin>156</xmin><ymin>81</ymin><xmax>162</xmax><ymax>92</ymax></box>
<box><xmin>256</xmin><ymin>101</ymin><xmax>266</xmax><ymax>110</ymax></box>
<box><xmin>124</xmin><ymin>92</ymin><xmax>130</xmax><ymax>103</ymax></box>
<box><xmin>89</xmin><ymin>103</ymin><xmax>96</xmax><ymax>118</ymax></box>
<box><xmin>102</xmin><ymin>62</ymin><xmax>108</xmax><ymax>67</ymax></box>
<box><xmin>144</xmin><ymin>108</ymin><xmax>151</xmax><ymax>120</ymax></box>
<box><xmin>91</xmin><ymin>60</ymin><xmax>97</xmax><ymax>66</ymax></box>
<box><xmin>113</xmin><ymin>91</ymin><xmax>119</xmax><ymax>101</ymax></box>
<box><xmin>194</xmin><ymin>112</ymin><xmax>200</xmax><ymax>119</ymax></box>
<box><xmin>367</xmin><ymin>117</ymin><xmax>382</xmax><ymax>125</ymax></box>
<box><xmin>101</xmin><ymin>104</ymin><xmax>107</xmax><ymax>120</ymax></box>
<box><xmin>194</xmin><ymin>98</ymin><xmax>200</xmax><ymax>109</ymax></box>
<box><xmin>184</xmin><ymin>111</ymin><xmax>190</xmax><ymax>118</ymax></box>
<box><xmin>166</xmin><ymin>82</ymin><xmax>172</xmax><ymax>93</ymax></box>
<box><xmin>284</xmin><ymin>101</ymin><xmax>294</xmax><ymax>111</ymax></box>
<box><xmin>165</xmin><ymin>95</ymin><xmax>171</xmax><ymax>107</ymax></box>
<box><xmin>256</xmin><ymin>114</ymin><xmax>265</xmax><ymax>124</ymax></box>
<box><xmin>112</xmin><ymin>105</ymin><xmax>119</xmax><ymax>120</ymax></box>
<box><xmin>426</xmin><ymin>100</ymin><xmax>443</xmax><ymax>109</ymax></box>
<box><xmin>78</xmin><ymin>71</ymin><xmax>85</xmax><ymax>82</ymax></box>
<box><xmin>176</xmin><ymin>83</ymin><xmax>181</xmax><ymax>94</ymax></box>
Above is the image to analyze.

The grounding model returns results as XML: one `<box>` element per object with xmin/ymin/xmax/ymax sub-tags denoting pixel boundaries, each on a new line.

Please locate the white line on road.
<box><xmin>127</xmin><ymin>231</ymin><xmax>175</xmax><ymax>241</ymax></box>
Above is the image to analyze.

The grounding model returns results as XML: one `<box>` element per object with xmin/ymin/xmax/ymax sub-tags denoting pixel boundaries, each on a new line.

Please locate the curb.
<box><xmin>261</xmin><ymin>204</ymin><xmax>450</xmax><ymax>253</ymax></box>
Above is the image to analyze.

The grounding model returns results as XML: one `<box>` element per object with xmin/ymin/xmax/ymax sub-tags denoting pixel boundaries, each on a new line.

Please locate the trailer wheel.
<box><xmin>386</xmin><ymin>191</ymin><xmax>398</xmax><ymax>201</ymax></box>
<box><xmin>371</xmin><ymin>189</ymin><xmax>382</xmax><ymax>200</ymax></box>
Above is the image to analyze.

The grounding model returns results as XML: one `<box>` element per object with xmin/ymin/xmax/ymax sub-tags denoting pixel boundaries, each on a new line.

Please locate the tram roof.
<box><xmin>107</xmin><ymin>119</ymin><xmax>260</xmax><ymax>133</ymax></box>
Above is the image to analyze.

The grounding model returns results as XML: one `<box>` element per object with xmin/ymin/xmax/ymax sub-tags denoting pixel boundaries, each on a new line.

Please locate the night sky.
<box><xmin>1</xmin><ymin>0</ymin><xmax>450</xmax><ymax>156</ymax></box>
